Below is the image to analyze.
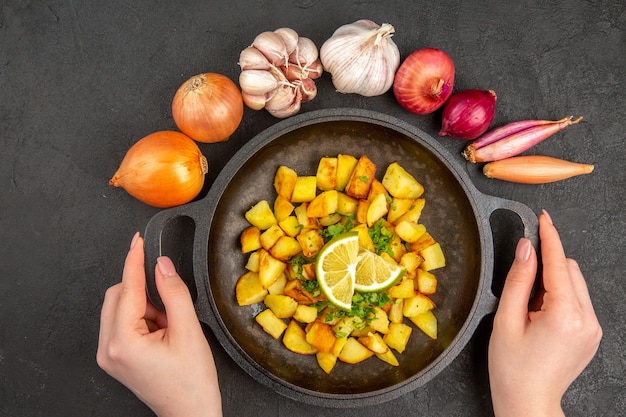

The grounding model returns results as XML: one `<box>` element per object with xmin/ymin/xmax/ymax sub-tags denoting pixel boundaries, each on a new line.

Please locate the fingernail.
<box><xmin>515</xmin><ymin>238</ymin><xmax>531</xmax><ymax>262</ymax></box>
<box><xmin>130</xmin><ymin>232</ymin><xmax>141</xmax><ymax>249</ymax></box>
<box><xmin>157</xmin><ymin>256</ymin><xmax>177</xmax><ymax>277</ymax></box>
<box><xmin>542</xmin><ymin>209</ymin><xmax>553</xmax><ymax>225</ymax></box>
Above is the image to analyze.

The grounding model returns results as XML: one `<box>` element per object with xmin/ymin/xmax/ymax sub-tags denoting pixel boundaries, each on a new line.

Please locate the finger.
<box><xmin>97</xmin><ymin>283</ymin><xmax>122</xmax><ymax>364</ymax></box>
<box><xmin>538</xmin><ymin>210</ymin><xmax>566</xmax><ymax>261</ymax></box>
<box><xmin>144</xmin><ymin>300</ymin><xmax>169</xmax><ymax>329</ymax></box>
<box><xmin>566</xmin><ymin>258</ymin><xmax>595</xmax><ymax>314</ymax></box>
<box><xmin>538</xmin><ymin>211</ymin><xmax>575</xmax><ymax>296</ymax></box>
<box><xmin>567</xmin><ymin>259</ymin><xmax>603</xmax><ymax>350</ymax></box>
<box><xmin>116</xmin><ymin>233</ymin><xmax>148</xmax><ymax>325</ymax></box>
<box><xmin>528</xmin><ymin>286</ymin><xmax>546</xmax><ymax>312</ymax></box>
<box><xmin>495</xmin><ymin>237</ymin><xmax>538</xmax><ymax>327</ymax></box>
<box><xmin>154</xmin><ymin>256</ymin><xmax>200</xmax><ymax>338</ymax></box>
<box><xmin>144</xmin><ymin>317</ymin><xmax>161</xmax><ymax>333</ymax></box>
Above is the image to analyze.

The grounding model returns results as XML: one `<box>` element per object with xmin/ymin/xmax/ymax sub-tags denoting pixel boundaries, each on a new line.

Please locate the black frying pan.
<box><xmin>144</xmin><ymin>108</ymin><xmax>538</xmax><ymax>408</ymax></box>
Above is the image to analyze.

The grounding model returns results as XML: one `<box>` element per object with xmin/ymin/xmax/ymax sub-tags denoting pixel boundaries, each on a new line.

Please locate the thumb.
<box><xmin>155</xmin><ymin>256</ymin><xmax>198</xmax><ymax>330</ymax></box>
<box><xmin>496</xmin><ymin>238</ymin><xmax>538</xmax><ymax>327</ymax></box>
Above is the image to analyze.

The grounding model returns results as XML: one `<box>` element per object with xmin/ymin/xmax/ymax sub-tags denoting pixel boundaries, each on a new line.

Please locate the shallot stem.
<box><xmin>463</xmin><ymin>116</ymin><xmax>583</xmax><ymax>163</ymax></box>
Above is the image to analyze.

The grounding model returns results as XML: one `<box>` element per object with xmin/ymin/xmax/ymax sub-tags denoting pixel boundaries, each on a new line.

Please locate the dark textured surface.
<box><xmin>1</xmin><ymin>1</ymin><xmax>624</xmax><ymax>416</ymax></box>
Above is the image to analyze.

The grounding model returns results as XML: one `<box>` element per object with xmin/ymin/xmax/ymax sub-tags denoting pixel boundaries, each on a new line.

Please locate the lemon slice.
<box><xmin>354</xmin><ymin>249</ymin><xmax>406</xmax><ymax>292</ymax></box>
<box><xmin>316</xmin><ymin>232</ymin><xmax>360</xmax><ymax>311</ymax></box>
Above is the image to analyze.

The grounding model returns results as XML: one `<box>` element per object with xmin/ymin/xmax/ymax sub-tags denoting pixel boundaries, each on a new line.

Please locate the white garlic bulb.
<box><xmin>320</xmin><ymin>19</ymin><xmax>400</xmax><ymax>97</ymax></box>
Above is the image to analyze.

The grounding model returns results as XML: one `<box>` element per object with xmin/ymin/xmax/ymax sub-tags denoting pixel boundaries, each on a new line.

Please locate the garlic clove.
<box><xmin>252</xmin><ymin>31</ymin><xmax>289</xmax><ymax>67</ymax></box>
<box><xmin>267</xmin><ymin>65</ymin><xmax>289</xmax><ymax>83</ymax></box>
<box><xmin>242</xmin><ymin>91</ymin><xmax>273</xmax><ymax>110</ymax></box>
<box><xmin>239</xmin><ymin>69</ymin><xmax>280</xmax><ymax>95</ymax></box>
<box><xmin>288</xmin><ymin>36</ymin><xmax>319</xmax><ymax>67</ymax></box>
<box><xmin>239</xmin><ymin>46</ymin><xmax>272</xmax><ymax>71</ymax></box>
<box><xmin>267</xmin><ymin>88</ymin><xmax>302</xmax><ymax>118</ymax></box>
<box><xmin>324</xmin><ymin>46</ymin><xmax>398</xmax><ymax>96</ymax></box>
<box><xmin>305</xmin><ymin>59</ymin><xmax>324</xmax><ymax>79</ymax></box>
<box><xmin>264</xmin><ymin>85</ymin><xmax>298</xmax><ymax>112</ymax></box>
<box><xmin>333</xmin><ymin>18</ymin><xmax>382</xmax><ymax>36</ymax></box>
<box><xmin>298</xmin><ymin>78</ymin><xmax>317</xmax><ymax>103</ymax></box>
<box><xmin>281</xmin><ymin>59</ymin><xmax>323</xmax><ymax>81</ymax></box>
<box><xmin>281</xmin><ymin>64</ymin><xmax>307</xmax><ymax>82</ymax></box>
<box><xmin>274</xmin><ymin>27</ymin><xmax>299</xmax><ymax>56</ymax></box>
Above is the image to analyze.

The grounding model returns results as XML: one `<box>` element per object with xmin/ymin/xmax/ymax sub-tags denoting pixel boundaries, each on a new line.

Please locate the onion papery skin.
<box><xmin>439</xmin><ymin>89</ymin><xmax>497</xmax><ymax>140</ymax></box>
<box><xmin>172</xmin><ymin>73</ymin><xmax>244</xmax><ymax>143</ymax></box>
<box><xmin>109</xmin><ymin>131</ymin><xmax>208</xmax><ymax>208</ymax></box>
<box><xmin>393</xmin><ymin>48</ymin><xmax>455</xmax><ymax>115</ymax></box>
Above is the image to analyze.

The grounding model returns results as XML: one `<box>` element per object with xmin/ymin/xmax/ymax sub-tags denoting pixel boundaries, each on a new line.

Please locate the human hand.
<box><xmin>488</xmin><ymin>211</ymin><xmax>602</xmax><ymax>417</ymax></box>
<box><xmin>97</xmin><ymin>232</ymin><xmax>222</xmax><ymax>417</ymax></box>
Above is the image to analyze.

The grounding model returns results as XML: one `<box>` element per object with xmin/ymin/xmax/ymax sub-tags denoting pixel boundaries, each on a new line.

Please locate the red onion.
<box><xmin>439</xmin><ymin>89</ymin><xmax>497</xmax><ymax>140</ymax></box>
<box><xmin>393</xmin><ymin>48</ymin><xmax>455</xmax><ymax>115</ymax></box>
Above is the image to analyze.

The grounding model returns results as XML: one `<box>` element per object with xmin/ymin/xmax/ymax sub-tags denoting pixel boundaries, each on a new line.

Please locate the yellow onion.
<box><xmin>172</xmin><ymin>73</ymin><xmax>244</xmax><ymax>143</ymax></box>
<box><xmin>109</xmin><ymin>131</ymin><xmax>208</xmax><ymax>208</ymax></box>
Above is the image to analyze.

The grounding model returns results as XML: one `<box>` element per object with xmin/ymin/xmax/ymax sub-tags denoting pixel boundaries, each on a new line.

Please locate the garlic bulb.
<box><xmin>237</xmin><ymin>27</ymin><xmax>323</xmax><ymax>118</ymax></box>
<box><xmin>320</xmin><ymin>19</ymin><xmax>400</xmax><ymax>97</ymax></box>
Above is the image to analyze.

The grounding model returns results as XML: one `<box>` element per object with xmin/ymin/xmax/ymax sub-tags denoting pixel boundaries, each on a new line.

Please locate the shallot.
<box><xmin>483</xmin><ymin>155</ymin><xmax>594</xmax><ymax>184</ymax></box>
<box><xmin>439</xmin><ymin>89</ymin><xmax>497</xmax><ymax>140</ymax></box>
<box><xmin>463</xmin><ymin>116</ymin><xmax>583</xmax><ymax>163</ymax></box>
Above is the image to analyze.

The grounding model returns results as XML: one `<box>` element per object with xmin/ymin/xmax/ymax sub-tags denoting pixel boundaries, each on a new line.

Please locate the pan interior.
<box><xmin>207</xmin><ymin>120</ymin><xmax>482</xmax><ymax>395</ymax></box>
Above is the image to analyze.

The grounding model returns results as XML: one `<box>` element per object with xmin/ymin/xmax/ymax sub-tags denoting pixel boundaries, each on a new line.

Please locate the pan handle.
<box><xmin>483</xmin><ymin>195</ymin><xmax>539</xmax><ymax>246</ymax></box>
<box><xmin>143</xmin><ymin>201</ymin><xmax>212</xmax><ymax>323</ymax></box>
<box><xmin>475</xmin><ymin>195</ymin><xmax>539</xmax><ymax>318</ymax></box>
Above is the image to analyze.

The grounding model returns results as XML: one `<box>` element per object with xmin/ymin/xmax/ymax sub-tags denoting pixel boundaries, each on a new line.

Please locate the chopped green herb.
<box><xmin>319</xmin><ymin>305</ymin><xmax>346</xmax><ymax>322</ymax></box>
<box><xmin>357</xmin><ymin>175</ymin><xmax>368</xmax><ymax>183</ymax></box>
<box><xmin>357</xmin><ymin>292</ymin><xmax>390</xmax><ymax>313</ymax></box>
<box><xmin>301</xmin><ymin>278</ymin><xmax>320</xmax><ymax>297</ymax></box>
<box><xmin>312</xmin><ymin>301</ymin><xmax>332</xmax><ymax>314</ymax></box>
<box><xmin>319</xmin><ymin>214</ymin><xmax>356</xmax><ymax>242</ymax></box>
<box><xmin>289</xmin><ymin>254</ymin><xmax>320</xmax><ymax>296</ymax></box>
<box><xmin>368</xmin><ymin>218</ymin><xmax>395</xmax><ymax>256</ymax></box>
<box><xmin>326</xmin><ymin>292</ymin><xmax>394</xmax><ymax>325</ymax></box>
<box><xmin>315</xmin><ymin>291</ymin><xmax>392</xmax><ymax>333</ymax></box>
<box><xmin>343</xmin><ymin>214</ymin><xmax>356</xmax><ymax>230</ymax></box>
<box><xmin>288</xmin><ymin>254</ymin><xmax>307</xmax><ymax>280</ymax></box>
<box><xmin>320</xmin><ymin>223</ymin><xmax>347</xmax><ymax>240</ymax></box>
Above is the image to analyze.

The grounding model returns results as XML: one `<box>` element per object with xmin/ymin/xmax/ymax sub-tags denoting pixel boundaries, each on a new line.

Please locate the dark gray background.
<box><xmin>1</xmin><ymin>1</ymin><xmax>624</xmax><ymax>416</ymax></box>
